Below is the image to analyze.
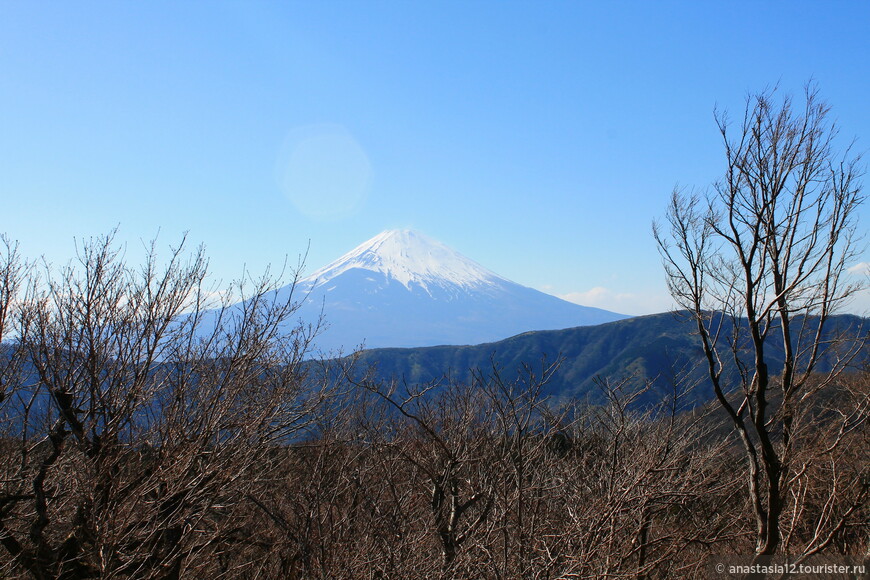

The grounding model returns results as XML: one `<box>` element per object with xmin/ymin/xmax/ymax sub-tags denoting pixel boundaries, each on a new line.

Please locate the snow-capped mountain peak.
<box><xmin>198</xmin><ymin>229</ymin><xmax>627</xmax><ymax>352</ymax></box>
<box><xmin>303</xmin><ymin>229</ymin><xmax>505</xmax><ymax>292</ymax></box>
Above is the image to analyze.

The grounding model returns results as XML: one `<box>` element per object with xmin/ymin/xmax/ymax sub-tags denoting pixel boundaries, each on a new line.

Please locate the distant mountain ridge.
<box><xmin>282</xmin><ymin>229</ymin><xmax>627</xmax><ymax>353</ymax></box>
<box><xmin>349</xmin><ymin>311</ymin><xmax>868</xmax><ymax>407</ymax></box>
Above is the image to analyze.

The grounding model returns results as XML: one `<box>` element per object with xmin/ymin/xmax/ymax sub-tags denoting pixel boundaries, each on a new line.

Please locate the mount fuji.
<box><xmin>283</xmin><ymin>229</ymin><xmax>627</xmax><ymax>353</ymax></box>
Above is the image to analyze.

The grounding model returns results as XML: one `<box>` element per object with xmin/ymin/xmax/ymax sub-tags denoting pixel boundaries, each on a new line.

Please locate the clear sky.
<box><xmin>2</xmin><ymin>1</ymin><xmax>869</xmax><ymax>315</ymax></box>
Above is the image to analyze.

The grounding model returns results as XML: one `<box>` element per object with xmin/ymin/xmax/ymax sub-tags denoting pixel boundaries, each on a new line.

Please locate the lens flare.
<box><xmin>276</xmin><ymin>124</ymin><xmax>372</xmax><ymax>221</ymax></box>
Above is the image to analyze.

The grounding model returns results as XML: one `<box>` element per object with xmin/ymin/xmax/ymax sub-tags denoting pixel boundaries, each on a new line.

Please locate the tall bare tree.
<box><xmin>654</xmin><ymin>85</ymin><xmax>867</xmax><ymax>560</ymax></box>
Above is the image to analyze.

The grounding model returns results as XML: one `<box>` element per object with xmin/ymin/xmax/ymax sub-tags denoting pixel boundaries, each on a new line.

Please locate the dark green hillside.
<box><xmin>351</xmin><ymin>312</ymin><xmax>867</xmax><ymax>407</ymax></box>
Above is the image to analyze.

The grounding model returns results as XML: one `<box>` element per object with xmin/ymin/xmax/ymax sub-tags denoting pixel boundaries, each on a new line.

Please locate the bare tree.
<box><xmin>654</xmin><ymin>85</ymin><xmax>867</xmax><ymax>560</ymax></box>
<box><xmin>0</xmin><ymin>231</ymin><xmax>328</xmax><ymax>579</ymax></box>
<box><xmin>542</xmin><ymin>375</ymin><xmax>742</xmax><ymax>580</ymax></box>
<box><xmin>349</xmin><ymin>373</ymin><xmax>497</xmax><ymax>576</ymax></box>
<box><xmin>472</xmin><ymin>358</ymin><xmax>564</xmax><ymax>580</ymax></box>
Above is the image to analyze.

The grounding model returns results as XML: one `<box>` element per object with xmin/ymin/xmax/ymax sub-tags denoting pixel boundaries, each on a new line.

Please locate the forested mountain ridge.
<box><xmin>349</xmin><ymin>311</ymin><xmax>868</xmax><ymax>406</ymax></box>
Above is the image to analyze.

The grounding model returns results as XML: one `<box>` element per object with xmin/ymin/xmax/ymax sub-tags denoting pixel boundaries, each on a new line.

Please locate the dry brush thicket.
<box><xmin>0</xmin><ymin>232</ymin><xmax>866</xmax><ymax>579</ymax></box>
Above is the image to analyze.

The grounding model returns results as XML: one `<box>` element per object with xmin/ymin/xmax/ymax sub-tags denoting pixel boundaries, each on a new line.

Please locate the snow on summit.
<box><xmin>197</xmin><ymin>230</ymin><xmax>627</xmax><ymax>352</ymax></box>
<box><xmin>302</xmin><ymin>229</ymin><xmax>505</xmax><ymax>292</ymax></box>
<box><xmin>251</xmin><ymin>228</ymin><xmax>628</xmax><ymax>350</ymax></box>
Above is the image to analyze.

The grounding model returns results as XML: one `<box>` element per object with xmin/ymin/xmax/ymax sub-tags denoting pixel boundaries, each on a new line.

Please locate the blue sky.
<box><xmin>2</xmin><ymin>1</ymin><xmax>869</xmax><ymax>315</ymax></box>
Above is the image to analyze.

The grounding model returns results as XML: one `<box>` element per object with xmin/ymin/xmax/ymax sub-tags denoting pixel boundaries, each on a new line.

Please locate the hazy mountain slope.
<box><xmin>281</xmin><ymin>229</ymin><xmax>627</xmax><ymax>352</ymax></box>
